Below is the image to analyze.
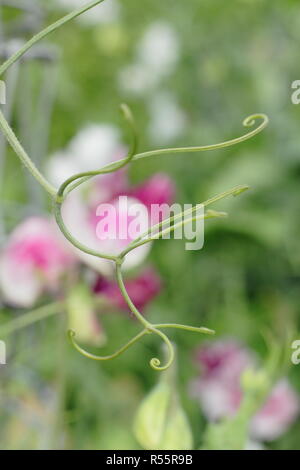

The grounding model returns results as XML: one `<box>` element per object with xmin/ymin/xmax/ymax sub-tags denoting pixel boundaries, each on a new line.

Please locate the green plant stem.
<box><xmin>0</xmin><ymin>301</ymin><xmax>63</xmax><ymax>337</ymax></box>
<box><xmin>56</xmin><ymin>104</ymin><xmax>137</xmax><ymax>201</ymax></box>
<box><xmin>0</xmin><ymin>0</ymin><xmax>105</xmax><ymax>78</ymax></box>
<box><xmin>153</xmin><ymin>323</ymin><xmax>215</xmax><ymax>335</ymax></box>
<box><xmin>0</xmin><ymin>1</ymin><xmax>107</xmax><ymax>199</ymax></box>
<box><xmin>115</xmin><ymin>262</ymin><xmax>151</xmax><ymax>329</ymax></box>
<box><xmin>53</xmin><ymin>201</ymin><xmax>118</xmax><ymax>262</ymax></box>
<box><xmin>119</xmin><ymin>210</ymin><xmax>227</xmax><ymax>258</ymax></box>
<box><xmin>131</xmin><ymin>185</ymin><xmax>247</xmax><ymax>249</ymax></box>
<box><xmin>0</xmin><ymin>0</ymin><xmax>269</xmax><ymax>372</ymax></box>
<box><xmin>66</xmin><ymin>114</ymin><xmax>269</xmax><ymax>192</ymax></box>
<box><xmin>68</xmin><ymin>328</ymin><xmax>149</xmax><ymax>361</ymax></box>
<box><xmin>119</xmin><ymin>184</ymin><xmax>248</xmax><ymax>258</ymax></box>
<box><xmin>0</xmin><ymin>109</ymin><xmax>57</xmax><ymax>197</ymax></box>
<box><xmin>51</xmin><ymin>309</ymin><xmax>68</xmax><ymax>449</ymax></box>
<box><xmin>148</xmin><ymin>328</ymin><xmax>175</xmax><ymax>371</ymax></box>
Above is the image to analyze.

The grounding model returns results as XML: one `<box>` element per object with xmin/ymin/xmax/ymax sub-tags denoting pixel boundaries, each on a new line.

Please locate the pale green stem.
<box><xmin>51</xmin><ymin>308</ymin><xmax>68</xmax><ymax>450</ymax></box>
<box><xmin>148</xmin><ymin>328</ymin><xmax>175</xmax><ymax>371</ymax></box>
<box><xmin>53</xmin><ymin>201</ymin><xmax>118</xmax><ymax>262</ymax></box>
<box><xmin>115</xmin><ymin>262</ymin><xmax>151</xmax><ymax>329</ymax></box>
<box><xmin>0</xmin><ymin>109</ymin><xmax>57</xmax><ymax>197</ymax></box>
<box><xmin>56</xmin><ymin>104</ymin><xmax>137</xmax><ymax>202</ymax></box>
<box><xmin>0</xmin><ymin>0</ymin><xmax>269</xmax><ymax>372</ymax></box>
<box><xmin>0</xmin><ymin>301</ymin><xmax>63</xmax><ymax>337</ymax></box>
<box><xmin>0</xmin><ymin>0</ymin><xmax>106</xmax><ymax>78</ymax></box>
<box><xmin>66</xmin><ymin>114</ymin><xmax>268</xmax><ymax>192</ymax></box>
<box><xmin>120</xmin><ymin>184</ymin><xmax>247</xmax><ymax>257</ymax></box>
<box><xmin>133</xmin><ymin>114</ymin><xmax>269</xmax><ymax>158</ymax></box>
<box><xmin>153</xmin><ymin>323</ymin><xmax>215</xmax><ymax>335</ymax></box>
<box><xmin>0</xmin><ymin>1</ymin><xmax>106</xmax><ymax>198</ymax></box>
<box><xmin>68</xmin><ymin>328</ymin><xmax>149</xmax><ymax>361</ymax></box>
<box><xmin>119</xmin><ymin>210</ymin><xmax>227</xmax><ymax>258</ymax></box>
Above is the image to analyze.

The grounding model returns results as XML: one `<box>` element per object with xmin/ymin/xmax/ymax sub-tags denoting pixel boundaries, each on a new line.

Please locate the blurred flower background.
<box><xmin>0</xmin><ymin>0</ymin><xmax>300</xmax><ymax>450</ymax></box>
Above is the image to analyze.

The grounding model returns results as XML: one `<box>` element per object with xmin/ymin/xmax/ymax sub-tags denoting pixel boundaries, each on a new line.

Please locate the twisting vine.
<box><xmin>0</xmin><ymin>1</ymin><xmax>269</xmax><ymax>371</ymax></box>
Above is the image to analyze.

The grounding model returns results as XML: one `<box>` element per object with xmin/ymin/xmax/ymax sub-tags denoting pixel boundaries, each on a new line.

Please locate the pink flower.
<box><xmin>251</xmin><ymin>380</ymin><xmax>300</xmax><ymax>441</ymax></box>
<box><xmin>191</xmin><ymin>339</ymin><xmax>299</xmax><ymax>441</ymax></box>
<box><xmin>47</xmin><ymin>123</ymin><xmax>176</xmax><ymax>275</ymax></box>
<box><xmin>94</xmin><ymin>267</ymin><xmax>161</xmax><ymax>312</ymax></box>
<box><xmin>130</xmin><ymin>173</ymin><xmax>176</xmax><ymax>211</ymax></box>
<box><xmin>0</xmin><ymin>217</ymin><xmax>76</xmax><ymax>308</ymax></box>
<box><xmin>191</xmin><ymin>340</ymin><xmax>254</xmax><ymax>421</ymax></box>
<box><xmin>58</xmin><ymin>170</ymin><xmax>175</xmax><ymax>276</ymax></box>
<box><xmin>62</xmin><ymin>193</ymin><xmax>152</xmax><ymax>275</ymax></box>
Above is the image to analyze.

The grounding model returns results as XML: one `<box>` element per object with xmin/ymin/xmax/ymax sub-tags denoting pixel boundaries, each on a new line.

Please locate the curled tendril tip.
<box><xmin>0</xmin><ymin>0</ymin><xmax>269</xmax><ymax>371</ymax></box>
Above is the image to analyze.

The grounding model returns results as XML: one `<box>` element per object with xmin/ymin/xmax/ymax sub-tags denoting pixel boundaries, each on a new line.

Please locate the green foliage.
<box><xmin>0</xmin><ymin>0</ymin><xmax>300</xmax><ymax>450</ymax></box>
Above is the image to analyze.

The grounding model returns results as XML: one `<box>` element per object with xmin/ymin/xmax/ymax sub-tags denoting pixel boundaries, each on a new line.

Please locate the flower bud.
<box><xmin>133</xmin><ymin>381</ymin><xmax>193</xmax><ymax>450</ymax></box>
<box><xmin>67</xmin><ymin>284</ymin><xmax>105</xmax><ymax>346</ymax></box>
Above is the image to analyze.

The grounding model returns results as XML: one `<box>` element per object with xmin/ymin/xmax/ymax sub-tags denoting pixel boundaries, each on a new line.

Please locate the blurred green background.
<box><xmin>0</xmin><ymin>0</ymin><xmax>300</xmax><ymax>450</ymax></box>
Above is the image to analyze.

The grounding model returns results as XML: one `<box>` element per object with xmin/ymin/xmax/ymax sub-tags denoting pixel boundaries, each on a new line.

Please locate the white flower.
<box><xmin>148</xmin><ymin>91</ymin><xmax>186</xmax><ymax>144</ymax></box>
<box><xmin>119</xmin><ymin>21</ymin><xmax>180</xmax><ymax>95</ymax></box>
<box><xmin>137</xmin><ymin>21</ymin><xmax>180</xmax><ymax>75</ymax></box>
<box><xmin>69</xmin><ymin>125</ymin><xmax>121</xmax><ymax>171</ymax></box>
<box><xmin>118</xmin><ymin>64</ymin><xmax>158</xmax><ymax>95</ymax></box>
<box><xmin>46</xmin><ymin>124</ymin><xmax>122</xmax><ymax>187</ymax></box>
<box><xmin>61</xmin><ymin>194</ymin><xmax>151</xmax><ymax>276</ymax></box>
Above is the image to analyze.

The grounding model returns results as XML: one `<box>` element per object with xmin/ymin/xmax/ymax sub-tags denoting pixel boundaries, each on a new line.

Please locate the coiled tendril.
<box><xmin>0</xmin><ymin>0</ymin><xmax>269</xmax><ymax>371</ymax></box>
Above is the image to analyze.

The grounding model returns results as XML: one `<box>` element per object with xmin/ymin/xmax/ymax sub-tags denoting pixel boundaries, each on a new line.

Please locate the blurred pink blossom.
<box><xmin>130</xmin><ymin>173</ymin><xmax>176</xmax><ymax>211</ymax></box>
<box><xmin>251</xmin><ymin>380</ymin><xmax>300</xmax><ymax>441</ymax></box>
<box><xmin>94</xmin><ymin>267</ymin><xmax>161</xmax><ymax>312</ymax></box>
<box><xmin>0</xmin><ymin>217</ymin><xmax>76</xmax><ymax>308</ymax></box>
<box><xmin>62</xmin><ymin>194</ymin><xmax>151</xmax><ymax>275</ymax></box>
<box><xmin>191</xmin><ymin>339</ymin><xmax>299</xmax><ymax>442</ymax></box>
<box><xmin>61</xmin><ymin>172</ymin><xmax>176</xmax><ymax>274</ymax></box>
<box><xmin>47</xmin><ymin>124</ymin><xmax>176</xmax><ymax>276</ymax></box>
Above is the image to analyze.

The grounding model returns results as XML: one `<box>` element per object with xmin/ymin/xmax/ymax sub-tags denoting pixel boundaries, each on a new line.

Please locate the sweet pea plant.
<box><xmin>0</xmin><ymin>0</ymin><xmax>269</xmax><ymax>372</ymax></box>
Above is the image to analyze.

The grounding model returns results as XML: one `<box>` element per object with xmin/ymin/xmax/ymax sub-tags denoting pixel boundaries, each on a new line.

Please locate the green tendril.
<box><xmin>56</xmin><ymin>103</ymin><xmax>138</xmax><ymax>202</ymax></box>
<box><xmin>0</xmin><ymin>1</ymin><xmax>106</xmax><ymax>78</ymax></box>
<box><xmin>0</xmin><ymin>0</ymin><xmax>269</xmax><ymax>371</ymax></box>
<box><xmin>59</xmin><ymin>114</ymin><xmax>268</xmax><ymax>192</ymax></box>
<box><xmin>68</xmin><ymin>328</ymin><xmax>149</xmax><ymax>362</ymax></box>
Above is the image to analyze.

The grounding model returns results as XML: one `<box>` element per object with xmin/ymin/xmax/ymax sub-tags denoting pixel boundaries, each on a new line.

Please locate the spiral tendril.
<box><xmin>0</xmin><ymin>0</ymin><xmax>270</xmax><ymax>371</ymax></box>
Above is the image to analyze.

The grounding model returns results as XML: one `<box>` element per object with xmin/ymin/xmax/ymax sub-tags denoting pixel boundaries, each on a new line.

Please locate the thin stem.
<box><xmin>67</xmin><ymin>114</ymin><xmax>269</xmax><ymax>191</ymax></box>
<box><xmin>68</xmin><ymin>328</ymin><xmax>149</xmax><ymax>361</ymax></box>
<box><xmin>119</xmin><ymin>184</ymin><xmax>247</xmax><ymax>258</ymax></box>
<box><xmin>0</xmin><ymin>63</ymin><xmax>20</xmax><ymax>239</ymax></box>
<box><xmin>0</xmin><ymin>0</ymin><xmax>106</xmax><ymax>77</ymax></box>
<box><xmin>129</xmin><ymin>184</ymin><xmax>248</xmax><ymax>250</ymax></box>
<box><xmin>153</xmin><ymin>323</ymin><xmax>215</xmax><ymax>335</ymax></box>
<box><xmin>0</xmin><ymin>0</ymin><xmax>270</xmax><ymax>374</ymax></box>
<box><xmin>53</xmin><ymin>201</ymin><xmax>118</xmax><ymax>262</ymax></box>
<box><xmin>148</xmin><ymin>328</ymin><xmax>175</xmax><ymax>371</ymax></box>
<box><xmin>0</xmin><ymin>1</ymin><xmax>107</xmax><ymax>199</ymax></box>
<box><xmin>56</xmin><ymin>103</ymin><xmax>137</xmax><ymax>201</ymax></box>
<box><xmin>115</xmin><ymin>262</ymin><xmax>150</xmax><ymax>329</ymax></box>
<box><xmin>51</xmin><ymin>306</ymin><xmax>68</xmax><ymax>450</ymax></box>
<box><xmin>119</xmin><ymin>210</ymin><xmax>227</xmax><ymax>258</ymax></box>
<box><xmin>53</xmin><ymin>103</ymin><xmax>138</xmax><ymax>259</ymax></box>
<box><xmin>132</xmin><ymin>114</ymin><xmax>269</xmax><ymax>160</ymax></box>
<box><xmin>92</xmin><ymin>114</ymin><xmax>268</xmax><ymax>174</ymax></box>
<box><xmin>0</xmin><ymin>301</ymin><xmax>63</xmax><ymax>337</ymax></box>
<box><xmin>0</xmin><ymin>109</ymin><xmax>57</xmax><ymax>197</ymax></box>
